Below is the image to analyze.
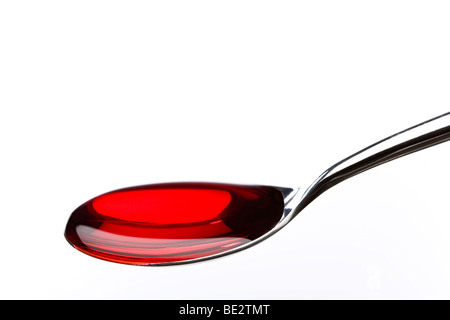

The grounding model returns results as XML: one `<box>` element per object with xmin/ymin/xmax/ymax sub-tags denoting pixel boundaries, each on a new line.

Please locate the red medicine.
<box><xmin>64</xmin><ymin>182</ymin><xmax>284</xmax><ymax>265</ymax></box>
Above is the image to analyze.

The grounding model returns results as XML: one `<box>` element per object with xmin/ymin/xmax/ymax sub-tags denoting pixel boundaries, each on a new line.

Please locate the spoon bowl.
<box><xmin>65</xmin><ymin>182</ymin><xmax>297</xmax><ymax>265</ymax></box>
<box><xmin>65</xmin><ymin>112</ymin><xmax>450</xmax><ymax>265</ymax></box>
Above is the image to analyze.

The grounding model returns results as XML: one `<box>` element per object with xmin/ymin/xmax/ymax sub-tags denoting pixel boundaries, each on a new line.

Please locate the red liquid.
<box><xmin>64</xmin><ymin>182</ymin><xmax>284</xmax><ymax>265</ymax></box>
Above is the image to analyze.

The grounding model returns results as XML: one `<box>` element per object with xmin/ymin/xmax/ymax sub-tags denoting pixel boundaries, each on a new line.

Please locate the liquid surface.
<box><xmin>64</xmin><ymin>182</ymin><xmax>284</xmax><ymax>265</ymax></box>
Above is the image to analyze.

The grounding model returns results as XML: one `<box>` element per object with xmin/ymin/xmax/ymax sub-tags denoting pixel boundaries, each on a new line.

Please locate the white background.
<box><xmin>1</xmin><ymin>1</ymin><xmax>450</xmax><ymax>299</ymax></box>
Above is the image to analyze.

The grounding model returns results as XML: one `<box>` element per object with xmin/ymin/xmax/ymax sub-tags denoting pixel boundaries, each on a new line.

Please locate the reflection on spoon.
<box><xmin>64</xmin><ymin>112</ymin><xmax>450</xmax><ymax>265</ymax></box>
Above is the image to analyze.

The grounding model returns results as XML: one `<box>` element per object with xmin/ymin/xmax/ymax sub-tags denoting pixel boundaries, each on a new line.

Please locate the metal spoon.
<box><xmin>65</xmin><ymin>111</ymin><xmax>450</xmax><ymax>266</ymax></box>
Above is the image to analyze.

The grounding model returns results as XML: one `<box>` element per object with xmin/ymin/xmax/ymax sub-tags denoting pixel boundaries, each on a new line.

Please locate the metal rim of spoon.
<box><xmin>158</xmin><ymin>111</ymin><xmax>450</xmax><ymax>266</ymax></box>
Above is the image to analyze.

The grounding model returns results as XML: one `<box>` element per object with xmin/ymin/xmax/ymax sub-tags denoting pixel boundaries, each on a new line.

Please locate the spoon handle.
<box><xmin>296</xmin><ymin>111</ymin><xmax>450</xmax><ymax>214</ymax></box>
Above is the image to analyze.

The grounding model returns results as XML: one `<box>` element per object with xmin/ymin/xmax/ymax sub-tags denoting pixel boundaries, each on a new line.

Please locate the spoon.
<box><xmin>65</xmin><ymin>111</ymin><xmax>450</xmax><ymax>266</ymax></box>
